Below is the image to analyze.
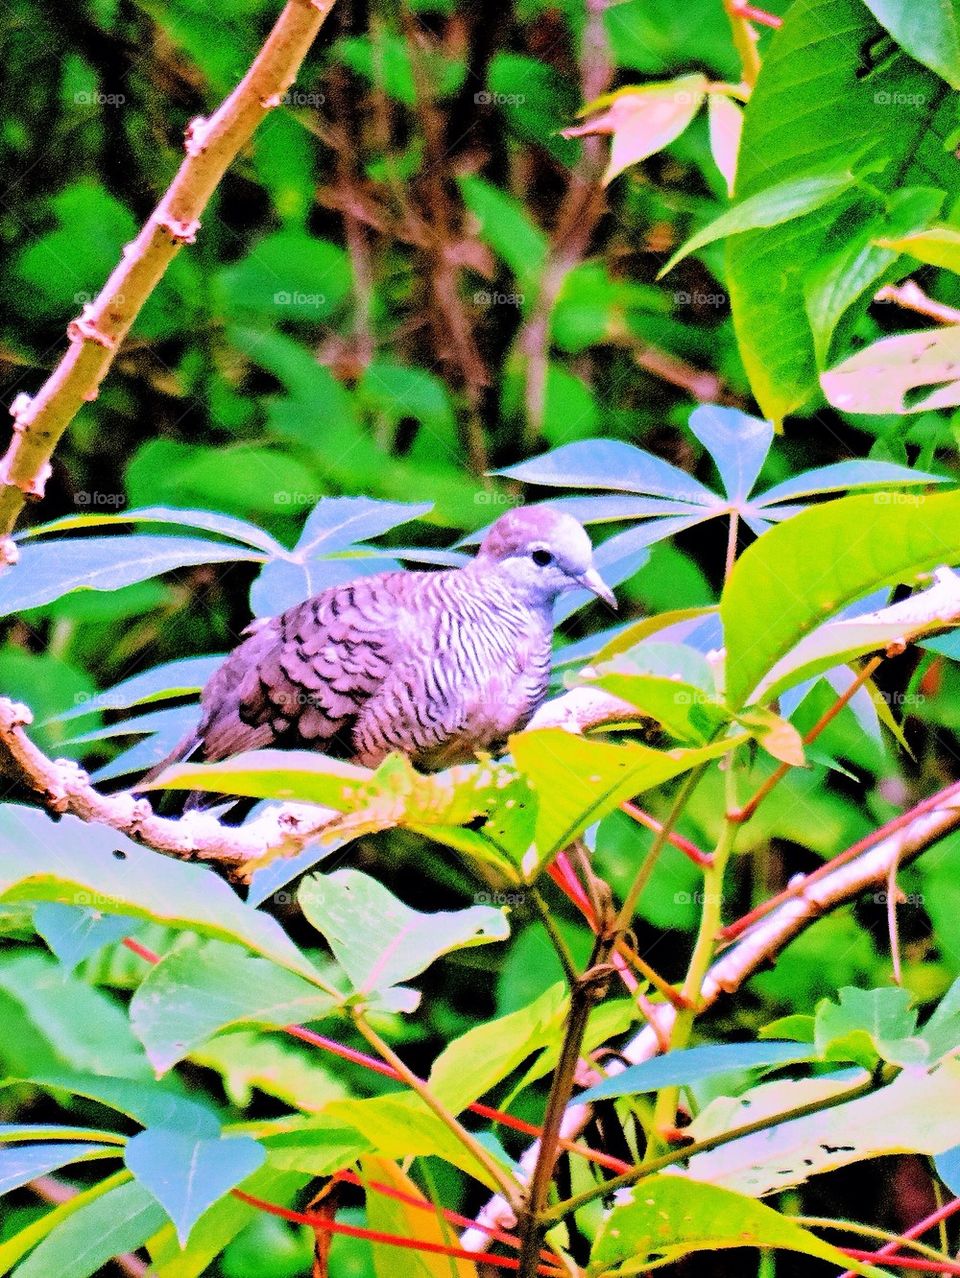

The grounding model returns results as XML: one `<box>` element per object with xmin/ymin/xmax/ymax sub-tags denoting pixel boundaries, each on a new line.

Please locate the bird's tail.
<box><xmin>134</xmin><ymin>731</ymin><xmax>207</xmax><ymax>810</ymax></box>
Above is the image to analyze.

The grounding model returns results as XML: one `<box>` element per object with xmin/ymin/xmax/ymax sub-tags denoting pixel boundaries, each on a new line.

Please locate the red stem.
<box><xmin>838</xmin><ymin>1249</ymin><xmax>960</xmax><ymax>1274</ymax></box>
<box><xmin>720</xmin><ymin>778</ymin><xmax>960</xmax><ymax>941</ymax></box>
<box><xmin>621</xmin><ymin>800</ymin><xmax>713</xmax><ymax>867</ymax></box>
<box><xmin>837</xmin><ymin>1197</ymin><xmax>960</xmax><ymax>1278</ymax></box>
<box><xmin>729</xmin><ymin>0</ymin><xmax>783</xmax><ymax>25</ymax></box>
<box><xmin>333</xmin><ymin>1169</ymin><xmax>557</xmax><ymax>1261</ymax></box>
<box><xmin>122</xmin><ymin>939</ymin><xmax>632</xmax><ymax>1176</ymax></box>
<box><xmin>232</xmin><ymin>1189</ymin><xmax>564</xmax><ymax>1275</ymax></box>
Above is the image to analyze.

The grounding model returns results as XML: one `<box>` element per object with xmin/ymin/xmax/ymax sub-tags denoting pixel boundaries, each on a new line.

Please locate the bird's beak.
<box><xmin>577</xmin><ymin>567</ymin><xmax>617</xmax><ymax>610</ymax></box>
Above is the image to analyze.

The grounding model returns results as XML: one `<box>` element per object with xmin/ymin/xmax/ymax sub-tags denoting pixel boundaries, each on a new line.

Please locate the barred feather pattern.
<box><xmin>195</xmin><ymin>563</ymin><xmax>555</xmax><ymax>770</ymax></box>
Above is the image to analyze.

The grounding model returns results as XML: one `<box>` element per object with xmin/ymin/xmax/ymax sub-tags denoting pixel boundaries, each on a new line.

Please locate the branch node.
<box><xmin>155</xmin><ymin>213</ymin><xmax>201</xmax><ymax>245</ymax></box>
<box><xmin>0</xmin><ymin>454</ymin><xmax>51</xmax><ymax>500</ymax></box>
<box><xmin>260</xmin><ymin>92</ymin><xmax>284</xmax><ymax>109</ymax></box>
<box><xmin>67</xmin><ymin>307</ymin><xmax>116</xmax><ymax>350</ymax></box>
<box><xmin>10</xmin><ymin>393</ymin><xmax>35</xmax><ymax>429</ymax></box>
<box><xmin>183</xmin><ymin>116</ymin><xmax>211</xmax><ymax>157</ymax></box>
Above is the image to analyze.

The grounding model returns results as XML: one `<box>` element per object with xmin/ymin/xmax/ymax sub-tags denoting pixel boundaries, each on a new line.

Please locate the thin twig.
<box><xmin>875</xmin><ymin>279</ymin><xmax>960</xmax><ymax>326</ymax></box>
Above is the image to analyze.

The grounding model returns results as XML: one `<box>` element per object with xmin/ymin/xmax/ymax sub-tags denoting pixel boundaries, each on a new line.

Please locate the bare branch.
<box><xmin>0</xmin><ymin>0</ymin><xmax>339</xmax><ymax>556</ymax></box>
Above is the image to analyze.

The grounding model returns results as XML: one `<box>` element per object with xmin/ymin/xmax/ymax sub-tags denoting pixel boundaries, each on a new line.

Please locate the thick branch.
<box><xmin>0</xmin><ymin>0</ymin><xmax>337</xmax><ymax>554</ymax></box>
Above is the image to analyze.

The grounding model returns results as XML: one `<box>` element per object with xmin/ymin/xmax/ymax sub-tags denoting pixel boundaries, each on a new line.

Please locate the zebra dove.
<box><xmin>149</xmin><ymin>506</ymin><xmax>615</xmax><ymax>785</ymax></box>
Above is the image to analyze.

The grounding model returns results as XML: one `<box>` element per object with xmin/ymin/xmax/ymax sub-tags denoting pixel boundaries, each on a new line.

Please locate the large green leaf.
<box><xmin>721</xmin><ymin>490</ymin><xmax>960</xmax><ymax>709</ymax></box>
<box><xmin>591</xmin><ymin>1175</ymin><xmax>871</xmax><ymax>1274</ymax></box>
<box><xmin>576</xmin><ymin>1041</ymin><xmax>818</xmax><ymax>1104</ymax></box>
<box><xmin>660</xmin><ymin>169</ymin><xmax>858</xmax><ymax>277</ymax></box>
<box><xmin>861</xmin><ymin>0</ymin><xmax>960</xmax><ymax>87</ymax></box>
<box><xmin>0</xmin><ymin>1143</ymin><xmax>120</xmax><ymax>1197</ymax></box>
<box><xmin>125</xmin><ymin>1128</ymin><xmax>265</xmax><ymax>1245</ymax></box>
<box><xmin>0</xmin><ymin>808</ymin><xmax>320</xmax><ymax>984</ymax></box>
<box><xmin>297</xmin><ymin>870</ymin><xmax>509</xmax><ymax>995</ymax></box>
<box><xmin>9</xmin><ymin>1177</ymin><xmax>166</xmax><ymax>1278</ymax></box>
<box><xmin>129</xmin><ymin>940</ymin><xmax>341</xmax><ymax>1073</ymax></box>
<box><xmin>725</xmin><ymin>0</ymin><xmax>955</xmax><ymax>421</ymax></box>
<box><xmin>0</xmin><ymin>536</ymin><xmax>264</xmax><ymax>615</ymax></box>
<box><xmin>509</xmin><ymin>731</ymin><xmax>743</xmax><ymax>865</ymax></box>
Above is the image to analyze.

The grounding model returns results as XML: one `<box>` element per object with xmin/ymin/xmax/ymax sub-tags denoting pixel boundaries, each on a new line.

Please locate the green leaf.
<box><xmin>48</xmin><ymin>655</ymin><xmax>222</xmax><ymax>724</ymax></box>
<box><xmin>426</xmin><ymin>983</ymin><xmax>567</xmax><ymax>1112</ymax></box>
<box><xmin>21</xmin><ymin>1073</ymin><xmax>220</xmax><ymax>1138</ymax></box>
<box><xmin>878</xmin><ymin>224</ymin><xmax>960</xmax><ymax>270</ymax></box>
<box><xmin>576</xmin><ymin>1041</ymin><xmax>818</xmax><ymax>1104</ymax></box>
<box><xmin>0</xmin><ymin>950</ymin><xmax>148</xmax><ymax>1080</ymax></box>
<box><xmin>217</xmin><ymin>231</ymin><xmax>352</xmax><ymax>323</ymax></box>
<box><xmin>687</xmin><ymin>1058</ymin><xmax>960</xmax><ymax>1197</ymax></box>
<box><xmin>721</xmin><ymin>490</ymin><xmax>960</xmax><ymax>710</ymax></box>
<box><xmin>726</xmin><ymin>0</ymin><xmax>954</xmax><ymax>420</ymax></box>
<box><xmin>861</xmin><ymin>0</ymin><xmax>960</xmax><ymax>87</ymax></box>
<box><xmin>320</xmin><ymin>1094</ymin><xmax>501</xmax><ymax>1189</ymax></box>
<box><xmin>487</xmin><ymin>52</ymin><xmax>580</xmax><ymax>165</ymax></box>
<box><xmin>659</xmin><ymin>170</ymin><xmax>858</xmax><ymax>277</ymax></box>
<box><xmin>687</xmin><ymin>405</ymin><xmax>773</xmax><ymax>503</ymax></box>
<box><xmin>592</xmin><ymin>1175</ymin><xmax>871</xmax><ymax>1274</ymax></box>
<box><xmin>509</xmin><ymin>731</ymin><xmax>743</xmax><ymax>866</ymax></box>
<box><xmin>33</xmin><ymin>902</ymin><xmax>138</xmax><ymax>971</ymax></box>
<box><xmin>125</xmin><ymin>1128</ymin><xmax>265</xmax><ymax>1246</ymax></box>
<box><xmin>0</xmin><ymin>1143</ymin><xmax>120</xmax><ymax>1197</ymax></box>
<box><xmin>498</xmin><ymin>438</ymin><xmax>718</xmax><ymax>505</ymax></box>
<box><xmin>129</xmin><ymin>939</ymin><xmax>340</xmax><ymax>1073</ymax></box>
<box><xmin>815</xmin><ymin>986</ymin><xmax>928</xmax><ymax>1068</ymax></box>
<box><xmin>577</xmin><ymin>642</ymin><xmax>729</xmax><ymax>744</ymax></box>
<box><xmin>0</xmin><ymin>808</ymin><xmax>320</xmax><ymax>984</ymax></box>
<box><xmin>822</xmin><ymin>326</ymin><xmax>960</xmax><ymax>414</ymax></box>
<box><xmin>20</xmin><ymin>507</ymin><xmax>284</xmax><ymax>556</ymax></box>
<box><xmin>754</xmin><ymin>459</ymin><xmax>947</xmax><ymax>506</ymax></box>
<box><xmin>458</xmin><ymin>176</ymin><xmax>548</xmax><ymax>289</ymax></box>
<box><xmin>0</xmin><ymin>536</ymin><xmax>263</xmax><ymax>615</ymax></box>
<box><xmin>10</xmin><ymin>1176</ymin><xmax>166</xmax><ymax>1278</ymax></box>
<box><xmin>298</xmin><ymin>870</ymin><xmax>508</xmax><ymax>995</ymax></box>
<box><xmin>250</xmin><ymin>495</ymin><xmax>431</xmax><ymax>617</ymax></box>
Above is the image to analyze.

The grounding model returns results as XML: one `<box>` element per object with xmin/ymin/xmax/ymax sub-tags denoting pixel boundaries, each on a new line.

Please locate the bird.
<box><xmin>143</xmin><ymin>506</ymin><xmax>615</xmax><ymax>795</ymax></box>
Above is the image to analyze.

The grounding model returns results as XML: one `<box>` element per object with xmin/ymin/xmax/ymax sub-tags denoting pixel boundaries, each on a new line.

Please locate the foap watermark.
<box><xmin>75</xmin><ymin>490</ymin><xmax>126</xmax><ymax>508</ymax></box>
<box><xmin>74</xmin><ymin>90</ymin><xmax>126</xmax><ymax>107</ymax></box>
<box><xmin>473</xmin><ymin>289</ymin><xmax>524</xmax><ymax>307</ymax></box>
<box><xmin>277</xmin><ymin>89</ymin><xmax>325</xmax><ymax>108</ymax></box>
<box><xmin>673</xmin><ymin>289</ymin><xmax>727</xmax><ymax>308</ymax></box>
<box><xmin>474</xmin><ymin>90</ymin><xmax>526</xmax><ymax>106</ymax></box>
<box><xmin>873</xmin><ymin>491</ymin><xmax>926</xmax><ymax>507</ymax></box>
<box><xmin>274</xmin><ymin>290</ymin><xmax>326</xmax><ymax>307</ymax></box>
<box><xmin>74</xmin><ymin>291</ymin><xmax>125</xmax><ymax>307</ymax></box>
<box><xmin>674</xmin><ymin>889</ymin><xmax>725</xmax><ymax>906</ymax></box>
<box><xmin>474</xmin><ymin>491</ymin><xmax>523</xmax><ymax>508</ymax></box>
<box><xmin>475</xmin><ymin>890</ymin><xmax>526</xmax><ymax>907</ymax></box>
<box><xmin>274</xmin><ymin>490</ymin><xmax>323</xmax><ymax>507</ymax></box>
<box><xmin>874</xmin><ymin>90</ymin><xmax>925</xmax><ymax>107</ymax></box>
<box><xmin>869</xmin><ymin>889</ymin><xmax>924</xmax><ymax>906</ymax></box>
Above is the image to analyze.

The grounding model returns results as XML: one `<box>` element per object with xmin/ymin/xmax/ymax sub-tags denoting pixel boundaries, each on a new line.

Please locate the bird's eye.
<box><xmin>531</xmin><ymin>548</ymin><xmax>553</xmax><ymax>567</ymax></box>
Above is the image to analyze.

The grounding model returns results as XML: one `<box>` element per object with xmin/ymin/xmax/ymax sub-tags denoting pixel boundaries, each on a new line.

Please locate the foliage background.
<box><xmin>3</xmin><ymin>0</ymin><xmax>960</xmax><ymax>1273</ymax></box>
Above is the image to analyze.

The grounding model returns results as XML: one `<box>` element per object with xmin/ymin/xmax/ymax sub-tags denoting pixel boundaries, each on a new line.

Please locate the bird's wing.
<box><xmin>197</xmin><ymin>579</ymin><xmax>399</xmax><ymax>761</ymax></box>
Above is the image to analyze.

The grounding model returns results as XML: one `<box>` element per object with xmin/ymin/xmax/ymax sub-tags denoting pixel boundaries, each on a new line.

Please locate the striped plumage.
<box><xmin>151</xmin><ymin>506</ymin><xmax>615</xmax><ymax>782</ymax></box>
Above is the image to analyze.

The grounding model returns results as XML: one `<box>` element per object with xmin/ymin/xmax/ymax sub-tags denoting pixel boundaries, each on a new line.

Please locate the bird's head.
<box><xmin>474</xmin><ymin>506</ymin><xmax>617</xmax><ymax>610</ymax></box>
